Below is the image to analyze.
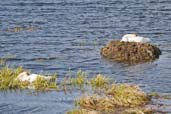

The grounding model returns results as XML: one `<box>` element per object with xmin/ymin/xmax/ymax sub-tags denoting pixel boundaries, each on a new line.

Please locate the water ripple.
<box><xmin>0</xmin><ymin>0</ymin><xmax>171</xmax><ymax>113</ymax></box>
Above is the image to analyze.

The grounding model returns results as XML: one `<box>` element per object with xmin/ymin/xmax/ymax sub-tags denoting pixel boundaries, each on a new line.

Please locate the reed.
<box><xmin>0</xmin><ymin>66</ymin><xmax>26</xmax><ymax>90</ymax></box>
<box><xmin>33</xmin><ymin>74</ymin><xmax>57</xmax><ymax>92</ymax></box>
<box><xmin>90</xmin><ymin>74</ymin><xmax>110</xmax><ymax>89</ymax></box>
<box><xmin>70</xmin><ymin>70</ymin><xmax>87</xmax><ymax>88</ymax></box>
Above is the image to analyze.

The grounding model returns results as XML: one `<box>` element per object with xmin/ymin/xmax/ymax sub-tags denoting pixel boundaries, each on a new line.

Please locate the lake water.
<box><xmin>0</xmin><ymin>0</ymin><xmax>171</xmax><ymax>113</ymax></box>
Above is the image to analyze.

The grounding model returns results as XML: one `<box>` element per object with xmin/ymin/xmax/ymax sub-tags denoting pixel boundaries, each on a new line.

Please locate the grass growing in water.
<box><xmin>70</xmin><ymin>70</ymin><xmax>87</xmax><ymax>88</ymax></box>
<box><xmin>0</xmin><ymin>66</ymin><xmax>27</xmax><ymax>90</ymax></box>
<box><xmin>90</xmin><ymin>74</ymin><xmax>110</xmax><ymax>89</ymax></box>
<box><xmin>0</xmin><ymin>66</ymin><xmax>57</xmax><ymax>91</ymax></box>
<box><xmin>72</xmin><ymin>84</ymin><xmax>151</xmax><ymax>114</ymax></box>
<box><xmin>106</xmin><ymin>84</ymin><xmax>150</xmax><ymax>107</ymax></box>
<box><xmin>33</xmin><ymin>74</ymin><xmax>57</xmax><ymax>92</ymax></box>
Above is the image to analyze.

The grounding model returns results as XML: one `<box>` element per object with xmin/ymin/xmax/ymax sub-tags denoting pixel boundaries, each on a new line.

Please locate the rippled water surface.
<box><xmin>0</xmin><ymin>0</ymin><xmax>171</xmax><ymax>113</ymax></box>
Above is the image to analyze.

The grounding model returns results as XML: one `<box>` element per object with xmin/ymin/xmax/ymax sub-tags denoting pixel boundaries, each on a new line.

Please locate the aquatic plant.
<box><xmin>0</xmin><ymin>66</ymin><xmax>57</xmax><ymax>91</ymax></box>
<box><xmin>76</xmin><ymin>95</ymin><xmax>115</xmax><ymax>113</ymax></box>
<box><xmin>32</xmin><ymin>74</ymin><xmax>57</xmax><ymax>92</ymax></box>
<box><xmin>70</xmin><ymin>70</ymin><xmax>87</xmax><ymax>88</ymax></box>
<box><xmin>90</xmin><ymin>74</ymin><xmax>110</xmax><ymax>89</ymax></box>
<box><xmin>106</xmin><ymin>84</ymin><xmax>150</xmax><ymax>107</ymax></box>
<box><xmin>0</xmin><ymin>66</ymin><xmax>26</xmax><ymax>90</ymax></box>
<box><xmin>72</xmin><ymin>83</ymin><xmax>151</xmax><ymax>114</ymax></box>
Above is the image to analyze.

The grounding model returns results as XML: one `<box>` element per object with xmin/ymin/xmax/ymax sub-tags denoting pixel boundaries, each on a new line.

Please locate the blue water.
<box><xmin>0</xmin><ymin>0</ymin><xmax>171</xmax><ymax>113</ymax></box>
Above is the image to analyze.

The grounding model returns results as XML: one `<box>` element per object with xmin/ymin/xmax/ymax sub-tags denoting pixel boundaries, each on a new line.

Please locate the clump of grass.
<box><xmin>90</xmin><ymin>74</ymin><xmax>110</xmax><ymax>89</ymax></box>
<box><xmin>106</xmin><ymin>84</ymin><xmax>150</xmax><ymax>107</ymax></box>
<box><xmin>70</xmin><ymin>70</ymin><xmax>87</xmax><ymax>88</ymax></box>
<box><xmin>0</xmin><ymin>66</ymin><xmax>57</xmax><ymax>91</ymax></box>
<box><xmin>76</xmin><ymin>95</ymin><xmax>114</xmax><ymax>113</ymax></box>
<box><xmin>32</xmin><ymin>74</ymin><xmax>57</xmax><ymax>92</ymax></box>
<box><xmin>0</xmin><ymin>66</ymin><xmax>27</xmax><ymax>90</ymax></box>
<box><xmin>73</xmin><ymin>83</ymin><xmax>150</xmax><ymax>114</ymax></box>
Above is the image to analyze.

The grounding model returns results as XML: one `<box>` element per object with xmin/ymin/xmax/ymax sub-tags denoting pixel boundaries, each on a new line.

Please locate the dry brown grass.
<box><xmin>106</xmin><ymin>84</ymin><xmax>150</xmax><ymax>107</ymax></box>
<box><xmin>73</xmin><ymin>84</ymin><xmax>151</xmax><ymax>114</ymax></box>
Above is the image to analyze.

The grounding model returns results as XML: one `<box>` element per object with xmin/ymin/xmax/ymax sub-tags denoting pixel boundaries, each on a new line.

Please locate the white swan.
<box><xmin>121</xmin><ymin>34</ymin><xmax>151</xmax><ymax>43</ymax></box>
<box><xmin>16</xmin><ymin>72</ymin><xmax>52</xmax><ymax>83</ymax></box>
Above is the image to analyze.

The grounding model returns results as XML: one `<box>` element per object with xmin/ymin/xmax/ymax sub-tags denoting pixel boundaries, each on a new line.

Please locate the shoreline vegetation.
<box><xmin>0</xmin><ymin>66</ymin><xmax>169</xmax><ymax>114</ymax></box>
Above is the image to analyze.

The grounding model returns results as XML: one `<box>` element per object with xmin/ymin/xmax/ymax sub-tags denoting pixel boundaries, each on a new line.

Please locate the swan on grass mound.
<box><xmin>121</xmin><ymin>34</ymin><xmax>151</xmax><ymax>43</ymax></box>
<box><xmin>16</xmin><ymin>72</ymin><xmax>52</xmax><ymax>83</ymax></box>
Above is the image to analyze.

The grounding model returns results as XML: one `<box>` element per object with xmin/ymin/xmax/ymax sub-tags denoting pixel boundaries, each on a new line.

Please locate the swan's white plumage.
<box><xmin>16</xmin><ymin>72</ymin><xmax>30</xmax><ymax>82</ymax></box>
<box><xmin>16</xmin><ymin>72</ymin><xmax>52</xmax><ymax>83</ymax></box>
<box><xmin>121</xmin><ymin>34</ymin><xmax>151</xmax><ymax>43</ymax></box>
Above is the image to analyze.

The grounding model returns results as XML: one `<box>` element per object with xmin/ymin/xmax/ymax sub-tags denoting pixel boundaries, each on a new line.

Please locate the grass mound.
<box><xmin>73</xmin><ymin>84</ymin><xmax>151</xmax><ymax>114</ymax></box>
<box><xmin>101</xmin><ymin>40</ymin><xmax>161</xmax><ymax>64</ymax></box>
<box><xmin>106</xmin><ymin>84</ymin><xmax>150</xmax><ymax>107</ymax></box>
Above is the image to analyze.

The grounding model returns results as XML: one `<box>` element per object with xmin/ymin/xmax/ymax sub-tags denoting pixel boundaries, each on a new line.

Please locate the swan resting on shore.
<box><xmin>121</xmin><ymin>34</ymin><xmax>151</xmax><ymax>43</ymax></box>
<box><xmin>16</xmin><ymin>72</ymin><xmax>52</xmax><ymax>83</ymax></box>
